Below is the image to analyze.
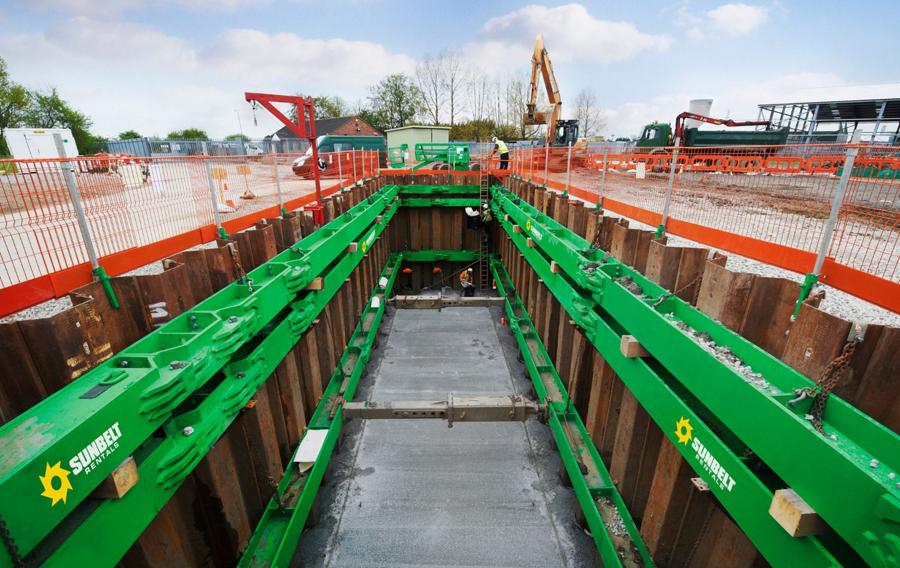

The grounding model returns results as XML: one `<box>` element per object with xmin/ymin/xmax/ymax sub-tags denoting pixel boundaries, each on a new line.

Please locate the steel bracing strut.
<box><xmin>491</xmin><ymin>185</ymin><xmax>899</xmax><ymax>567</ymax></box>
<box><xmin>0</xmin><ymin>185</ymin><xmax>401</xmax><ymax>567</ymax></box>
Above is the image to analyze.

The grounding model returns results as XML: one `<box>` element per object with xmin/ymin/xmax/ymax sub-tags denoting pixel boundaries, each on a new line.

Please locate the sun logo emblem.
<box><xmin>525</xmin><ymin>220</ymin><xmax>532</xmax><ymax>233</ymax></box>
<box><xmin>39</xmin><ymin>462</ymin><xmax>73</xmax><ymax>506</ymax></box>
<box><xmin>675</xmin><ymin>417</ymin><xmax>693</xmax><ymax>445</ymax></box>
<box><xmin>361</xmin><ymin>240</ymin><xmax>368</xmax><ymax>253</ymax></box>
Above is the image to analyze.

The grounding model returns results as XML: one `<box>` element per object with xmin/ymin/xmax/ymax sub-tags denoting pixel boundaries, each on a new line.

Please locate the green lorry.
<box><xmin>636</xmin><ymin>112</ymin><xmax>789</xmax><ymax>149</ymax></box>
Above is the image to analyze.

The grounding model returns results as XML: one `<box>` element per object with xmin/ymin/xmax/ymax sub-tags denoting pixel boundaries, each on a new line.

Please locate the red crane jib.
<box><xmin>673</xmin><ymin>112</ymin><xmax>771</xmax><ymax>139</ymax></box>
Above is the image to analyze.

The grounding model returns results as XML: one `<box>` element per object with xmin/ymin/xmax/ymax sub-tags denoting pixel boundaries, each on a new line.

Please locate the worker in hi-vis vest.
<box><xmin>459</xmin><ymin>268</ymin><xmax>475</xmax><ymax>297</ymax></box>
<box><xmin>491</xmin><ymin>136</ymin><xmax>510</xmax><ymax>170</ymax></box>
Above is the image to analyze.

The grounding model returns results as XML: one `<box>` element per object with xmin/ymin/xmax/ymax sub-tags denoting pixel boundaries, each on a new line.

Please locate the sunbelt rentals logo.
<box><xmin>39</xmin><ymin>422</ymin><xmax>123</xmax><ymax>506</ymax></box>
<box><xmin>675</xmin><ymin>417</ymin><xmax>736</xmax><ymax>493</ymax></box>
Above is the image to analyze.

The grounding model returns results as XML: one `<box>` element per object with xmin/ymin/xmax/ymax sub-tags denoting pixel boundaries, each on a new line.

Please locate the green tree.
<box><xmin>0</xmin><ymin>57</ymin><xmax>30</xmax><ymax>155</ymax></box>
<box><xmin>312</xmin><ymin>95</ymin><xmax>348</xmax><ymax>120</ymax></box>
<box><xmin>25</xmin><ymin>87</ymin><xmax>100</xmax><ymax>153</ymax></box>
<box><xmin>224</xmin><ymin>133</ymin><xmax>249</xmax><ymax>141</ymax></box>
<box><xmin>118</xmin><ymin>130</ymin><xmax>142</xmax><ymax>140</ymax></box>
<box><xmin>167</xmin><ymin>128</ymin><xmax>208</xmax><ymax>140</ymax></box>
<box><xmin>449</xmin><ymin>119</ymin><xmax>518</xmax><ymax>142</ymax></box>
<box><xmin>366</xmin><ymin>74</ymin><xmax>424</xmax><ymax>131</ymax></box>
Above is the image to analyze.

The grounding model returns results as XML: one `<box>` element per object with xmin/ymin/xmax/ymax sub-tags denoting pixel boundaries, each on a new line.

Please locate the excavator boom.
<box><xmin>524</xmin><ymin>34</ymin><xmax>563</xmax><ymax>145</ymax></box>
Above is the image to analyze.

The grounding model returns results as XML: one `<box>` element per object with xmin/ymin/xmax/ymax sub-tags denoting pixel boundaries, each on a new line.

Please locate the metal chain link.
<box><xmin>652</xmin><ymin>273</ymin><xmax>704</xmax><ymax>307</ymax></box>
<box><xmin>789</xmin><ymin>339</ymin><xmax>859</xmax><ymax>433</ymax></box>
<box><xmin>0</xmin><ymin>513</ymin><xmax>24</xmax><ymax>568</ymax></box>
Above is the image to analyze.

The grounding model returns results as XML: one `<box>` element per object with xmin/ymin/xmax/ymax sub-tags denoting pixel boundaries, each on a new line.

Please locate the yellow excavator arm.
<box><xmin>524</xmin><ymin>34</ymin><xmax>563</xmax><ymax>145</ymax></box>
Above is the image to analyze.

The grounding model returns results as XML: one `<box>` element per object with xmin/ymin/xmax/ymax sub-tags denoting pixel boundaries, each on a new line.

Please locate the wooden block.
<box><xmin>526</xmin><ymin>238</ymin><xmax>536</xmax><ymax>248</ymax></box>
<box><xmin>376</xmin><ymin>215</ymin><xmax>382</xmax><ymax>224</ymax></box>
<box><xmin>550</xmin><ymin>260</ymin><xmax>562</xmax><ymax>273</ymax></box>
<box><xmin>93</xmin><ymin>456</ymin><xmax>139</xmax><ymax>499</ymax></box>
<box><xmin>769</xmin><ymin>488</ymin><xmax>827</xmax><ymax>537</ymax></box>
<box><xmin>347</xmin><ymin>242</ymin><xmax>358</xmax><ymax>253</ymax></box>
<box><xmin>620</xmin><ymin>335</ymin><xmax>649</xmax><ymax>358</ymax></box>
<box><xmin>305</xmin><ymin>277</ymin><xmax>324</xmax><ymax>291</ymax></box>
<box><xmin>513</xmin><ymin>225</ymin><xmax>523</xmax><ymax>234</ymax></box>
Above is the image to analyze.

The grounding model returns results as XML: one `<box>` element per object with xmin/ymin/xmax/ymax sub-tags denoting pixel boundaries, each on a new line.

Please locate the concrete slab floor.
<box><xmin>296</xmin><ymin>306</ymin><xmax>595</xmax><ymax>567</ymax></box>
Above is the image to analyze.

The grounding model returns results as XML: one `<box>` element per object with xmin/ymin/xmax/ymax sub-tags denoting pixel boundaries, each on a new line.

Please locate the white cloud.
<box><xmin>205</xmin><ymin>29</ymin><xmax>416</xmax><ymax>88</ymax></box>
<box><xmin>0</xmin><ymin>18</ymin><xmax>414</xmax><ymax>138</ymax></box>
<box><xmin>473</xmin><ymin>3</ymin><xmax>671</xmax><ymax>69</ymax></box>
<box><xmin>679</xmin><ymin>3</ymin><xmax>770</xmax><ymax>40</ymax></box>
<box><xmin>707</xmin><ymin>3</ymin><xmax>769</xmax><ymax>35</ymax></box>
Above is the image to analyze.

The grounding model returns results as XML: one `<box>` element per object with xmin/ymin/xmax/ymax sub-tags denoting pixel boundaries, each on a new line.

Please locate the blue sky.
<box><xmin>3</xmin><ymin>0</ymin><xmax>898</xmax><ymax>140</ymax></box>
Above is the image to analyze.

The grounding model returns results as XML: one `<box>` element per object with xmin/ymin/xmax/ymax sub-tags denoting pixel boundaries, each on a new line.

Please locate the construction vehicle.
<box><xmin>637</xmin><ymin>111</ymin><xmax>789</xmax><ymax>150</ymax></box>
<box><xmin>523</xmin><ymin>34</ymin><xmax>582</xmax><ymax>148</ymax></box>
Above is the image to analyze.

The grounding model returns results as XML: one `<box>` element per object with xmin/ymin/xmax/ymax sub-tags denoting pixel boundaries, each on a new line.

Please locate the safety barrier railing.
<box><xmin>0</xmin><ymin>150</ymin><xmax>379</xmax><ymax>317</ymax></box>
<box><xmin>510</xmin><ymin>142</ymin><xmax>900</xmax><ymax>313</ymax></box>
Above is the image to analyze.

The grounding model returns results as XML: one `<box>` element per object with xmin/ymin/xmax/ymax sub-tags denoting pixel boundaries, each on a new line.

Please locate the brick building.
<box><xmin>270</xmin><ymin>115</ymin><xmax>381</xmax><ymax>140</ymax></box>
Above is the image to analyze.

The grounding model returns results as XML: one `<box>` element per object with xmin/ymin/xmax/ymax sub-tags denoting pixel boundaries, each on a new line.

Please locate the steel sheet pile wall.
<box><xmin>0</xmin><ymin>178</ymin><xmax>389</xmax><ymax>565</ymax></box>
<box><xmin>383</xmin><ymin>173</ymin><xmax>486</xmax><ymax>290</ymax></box>
<box><xmin>500</xmin><ymin>176</ymin><xmax>899</xmax><ymax>566</ymax></box>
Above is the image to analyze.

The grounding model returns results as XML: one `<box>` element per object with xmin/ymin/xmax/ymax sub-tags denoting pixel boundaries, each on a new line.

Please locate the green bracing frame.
<box><xmin>490</xmin><ymin>257</ymin><xmax>654</xmax><ymax>567</ymax></box>
<box><xmin>0</xmin><ymin>186</ymin><xmax>401</xmax><ymax>567</ymax></box>
<box><xmin>491</xmin><ymin>186</ymin><xmax>900</xmax><ymax>567</ymax></box>
<box><xmin>240</xmin><ymin>254</ymin><xmax>402</xmax><ymax>567</ymax></box>
<box><xmin>397</xmin><ymin>184</ymin><xmax>480</xmax><ymax>195</ymax></box>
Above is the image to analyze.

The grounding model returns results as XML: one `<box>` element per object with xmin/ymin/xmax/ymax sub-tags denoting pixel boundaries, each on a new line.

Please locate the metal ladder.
<box><xmin>478</xmin><ymin>172</ymin><xmax>490</xmax><ymax>290</ymax></box>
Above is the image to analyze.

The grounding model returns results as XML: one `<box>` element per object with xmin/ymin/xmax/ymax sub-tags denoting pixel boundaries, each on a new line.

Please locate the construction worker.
<box><xmin>491</xmin><ymin>136</ymin><xmax>509</xmax><ymax>170</ymax></box>
<box><xmin>459</xmin><ymin>267</ymin><xmax>475</xmax><ymax>297</ymax></box>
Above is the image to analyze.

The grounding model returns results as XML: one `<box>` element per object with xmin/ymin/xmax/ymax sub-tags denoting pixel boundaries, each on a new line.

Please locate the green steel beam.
<box><xmin>397</xmin><ymin>184</ymin><xmax>480</xmax><ymax>195</ymax></box>
<box><xmin>401</xmin><ymin>249</ymin><xmax>480</xmax><ymax>262</ymax></box>
<box><xmin>240</xmin><ymin>254</ymin><xmax>401</xmax><ymax>567</ymax></box>
<box><xmin>492</xmin><ymin>187</ymin><xmax>899</xmax><ymax>567</ymax></box>
<box><xmin>399</xmin><ymin>197</ymin><xmax>480</xmax><ymax>207</ymax></box>
<box><xmin>490</xmin><ymin>257</ymin><xmax>653</xmax><ymax>567</ymax></box>
<box><xmin>0</xmin><ymin>186</ymin><xmax>400</xmax><ymax>567</ymax></box>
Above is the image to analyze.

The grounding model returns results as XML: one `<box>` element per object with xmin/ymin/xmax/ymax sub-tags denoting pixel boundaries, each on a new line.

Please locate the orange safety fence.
<box><xmin>510</xmin><ymin>143</ymin><xmax>900</xmax><ymax>314</ymax></box>
<box><xmin>0</xmin><ymin>150</ymin><xmax>380</xmax><ymax>317</ymax></box>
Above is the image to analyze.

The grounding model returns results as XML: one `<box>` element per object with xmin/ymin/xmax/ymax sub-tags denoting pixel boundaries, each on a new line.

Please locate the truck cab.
<box><xmin>636</xmin><ymin>123</ymin><xmax>673</xmax><ymax>148</ymax></box>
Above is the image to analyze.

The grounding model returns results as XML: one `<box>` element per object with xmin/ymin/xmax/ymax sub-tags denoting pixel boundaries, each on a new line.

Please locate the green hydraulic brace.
<box><xmin>0</xmin><ymin>185</ymin><xmax>401</xmax><ymax>566</ymax></box>
<box><xmin>400</xmin><ymin>249</ymin><xmax>481</xmax><ymax>263</ymax></box>
<box><xmin>399</xmin><ymin>197</ymin><xmax>480</xmax><ymax>208</ymax></box>
<box><xmin>41</xmin><ymin>218</ymin><xmax>396</xmax><ymax>566</ymax></box>
<box><xmin>240</xmin><ymin>254</ymin><xmax>401</xmax><ymax>567</ymax></box>
<box><xmin>491</xmin><ymin>187</ymin><xmax>900</xmax><ymax>566</ymax></box>
<box><xmin>494</xmin><ymin>203</ymin><xmax>840</xmax><ymax>565</ymax></box>
<box><xmin>396</xmin><ymin>184</ymin><xmax>480</xmax><ymax>195</ymax></box>
<box><xmin>489</xmin><ymin>257</ymin><xmax>654</xmax><ymax>567</ymax></box>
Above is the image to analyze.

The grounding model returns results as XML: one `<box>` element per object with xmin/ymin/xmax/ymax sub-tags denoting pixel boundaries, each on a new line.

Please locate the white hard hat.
<box><xmin>491</xmin><ymin>136</ymin><xmax>498</xmax><ymax>143</ymax></box>
<box><xmin>467</xmin><ymin>268</ymin><xmax>473</xmax><ymax>272</ymax></box>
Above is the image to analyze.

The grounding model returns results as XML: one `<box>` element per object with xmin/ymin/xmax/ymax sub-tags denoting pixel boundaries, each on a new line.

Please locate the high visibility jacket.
<box><xmin>495</xmin><ymin>140</ymin><xmax>509</xmax><ymax>154</ymax></box>
<box><xmin>460</xmin><ymin>271</ymin><xmax>473</xmax><ymax>286</ymax></box>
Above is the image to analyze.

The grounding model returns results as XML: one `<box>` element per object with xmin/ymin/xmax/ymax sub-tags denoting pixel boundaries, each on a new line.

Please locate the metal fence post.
<box><xmin>61</xmin><ymin>160</ymin><xmax>120</xmax><ymax>308</ymax></box>
<box><xmin>270</xmin><ymin>153</ymin><xmax>285</xmax><ymax>215</ymax></box>
<box><xmin>656</xmin><ymin>137</ymin><xmax>681</xmax><ymax>238</ymax></box>
<box><xmin>337</xmin><ymin>151</ymin><xmax>343</xmax><ymax>189</ymax></box>
<box><xmin>564</xmin><ymin>141</ymin><xmax>572</xmax><ymax>194</ymax></box>
<box><xmin>598</xmin><ymin>149</ymin><xmax>608</xmax><ymax>210</ymax></box>
<box><xmin>794</xmin><ymin>131</ymin><xmax>863</xmax><ymax>316</ymax></box>
<box><xmin>352</xmin><ymin>148</ymin><xmax>357</xmax><ymax>182</ymax></box>
<box><xmin>205</xmin><ymin>160</ymin><xmax>226</xmax><ymax>239</ymax></box>
<box><xmin>543</xmin><ymin>144</ymin><xmax>549</xmax><ymax>185</ymax></box>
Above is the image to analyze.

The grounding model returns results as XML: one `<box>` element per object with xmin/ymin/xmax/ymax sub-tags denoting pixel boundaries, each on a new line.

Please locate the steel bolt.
<box><xmin>228</xmin><ymin>316</ymin><xmax>238</xmax><ymax>323</ymax></box>
<box><xmin>237</xmin><ymin>372</ymin><xmax>246</xmax><ymax>379</ymax></box>
<box><xmin>182</xmin><ymin>426</ymin><xmax>194</xmax><ymax>436</ymax></box>
<box><xmin>889</xmin><ymin>472</ymin><xmax>896</xmax><ymax>480</ymax></box>
<box><xmin>870</xmin><ymin>459</ymin><xmax>879</xmax><ymax>468</ymax></box>
<box><xmin>119</xmin><ymin>360</ymin><xmax>129</xmax><ymax>368</ymax></box>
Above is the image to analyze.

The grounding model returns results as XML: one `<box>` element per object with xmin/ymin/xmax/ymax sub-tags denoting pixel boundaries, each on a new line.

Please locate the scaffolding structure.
<box><xmin>757</xmin><ymin>97</ymin><xmax>900</xmax><ymax>143</ymax></box>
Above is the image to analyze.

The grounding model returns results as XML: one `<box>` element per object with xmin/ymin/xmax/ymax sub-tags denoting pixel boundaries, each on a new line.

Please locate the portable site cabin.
<box><xmin>385</xmin><ymin>125</ymin><xmax>450</xmax><ymax>150</ymax></box>
<box><xmin>4</xmin><ymin>128</ymin><xmax>80</xmax><ymax>160</ymax></box>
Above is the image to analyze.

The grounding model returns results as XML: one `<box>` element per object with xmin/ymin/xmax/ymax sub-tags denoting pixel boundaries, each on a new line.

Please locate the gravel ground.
<box><xmin>599</xmin><ymin>207</ymin><xmax>900</xmax><ymax>328</ymax></box>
